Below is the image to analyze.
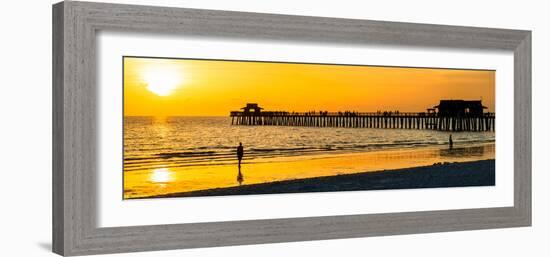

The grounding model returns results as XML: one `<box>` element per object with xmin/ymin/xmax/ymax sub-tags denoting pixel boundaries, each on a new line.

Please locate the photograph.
<box><xmin>123</xmin><ymin>56</ymin><xmax>496</xmax><ymax>199</ymax></box>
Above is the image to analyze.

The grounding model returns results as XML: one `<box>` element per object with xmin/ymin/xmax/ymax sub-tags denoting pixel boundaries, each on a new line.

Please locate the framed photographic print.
<box><xmin>53</xmin><ymin>1</ymin><xmax>531</xmax><ymax>256</ymax></box>
<box><xmin>122</xmin><ymin>56</ymin><xmax>497</xmax><ymax>199</ymax></box>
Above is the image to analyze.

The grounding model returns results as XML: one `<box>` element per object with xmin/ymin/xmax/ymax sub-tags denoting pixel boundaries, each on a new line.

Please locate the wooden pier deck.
<box><xmin>229</xmin><ymin>111</ymin><xmax>495</xmax><ymax>132</ymax></box>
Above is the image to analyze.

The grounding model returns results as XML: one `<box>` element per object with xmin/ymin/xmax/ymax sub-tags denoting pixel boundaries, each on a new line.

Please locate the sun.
<box><xmin>143</xmin><ymin>68</ymin><xmax>183</xmax><ymax>96</ymax></box>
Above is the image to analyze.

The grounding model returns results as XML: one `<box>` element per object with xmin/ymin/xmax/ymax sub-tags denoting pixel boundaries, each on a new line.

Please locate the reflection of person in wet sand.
<box><xmin>237</xmin><ymin>167</ymin><xmax>244</xmax><ymax>186</ymax></box>
<box><xmin>237</xmin><ymin>142</ymin><xmax>244</xmax><ymax>166</ymax></box>
<box><xmin>449</xmin><ymin>134</ymin><xmax>453</xmax><ymax>149</ymax></box>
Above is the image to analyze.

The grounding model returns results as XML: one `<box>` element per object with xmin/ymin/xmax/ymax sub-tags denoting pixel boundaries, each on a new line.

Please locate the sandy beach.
<box><xmin>134</xmin><ymin>159</ymin><xmax>494</xmax><ymax>199</ymax></box>
<box><xmin>125</xmin><ymin>143</ymin><xmax>495</xmax><ymax>199</ymax></box>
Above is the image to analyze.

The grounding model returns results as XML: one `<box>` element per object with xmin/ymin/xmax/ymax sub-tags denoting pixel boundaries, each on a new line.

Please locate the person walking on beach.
<box><xmin>449</xmin><ymin>134</ymin><xmax>453</xmax><ymax>149</ymax></box>
<box><xmin>237</xmin><ymin>142</ymin><xmax>244</xmax><ymax>166</ymax></box>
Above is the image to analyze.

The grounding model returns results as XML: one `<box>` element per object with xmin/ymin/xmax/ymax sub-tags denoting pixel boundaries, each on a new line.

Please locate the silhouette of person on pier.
<box><xmin>237</xmin><ymin>142</ymin><xmax>244</xmax><ymax>167</ymax></box>
<box><xmin>449</xmin><ymin>134</ymin><xmax>453</xmax><ymax>149</ymax></box>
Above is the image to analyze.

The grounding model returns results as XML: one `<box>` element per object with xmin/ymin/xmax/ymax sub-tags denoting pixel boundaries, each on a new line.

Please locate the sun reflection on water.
<box><xmin>150</xmin><ymin>168</ymin><xmax>173</xmax><ymax>183</ymax></box>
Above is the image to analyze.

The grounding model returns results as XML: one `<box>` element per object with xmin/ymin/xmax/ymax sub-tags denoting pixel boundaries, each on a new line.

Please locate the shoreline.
<box><xmin>123</xmin><ymin>140</ymin><xmax>495</xmax><ymax>172</ymax></box>
<box><xmin>134</xmin><ymin>159</ymin><xmax>495</xmax><ymax>199</ymax></box>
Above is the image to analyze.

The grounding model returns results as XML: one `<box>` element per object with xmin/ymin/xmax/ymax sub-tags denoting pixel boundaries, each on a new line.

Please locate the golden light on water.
<box><xmin>150</xmin><ymin>168</ymin><xmax>173</xmax><ymax>183</ymax></box>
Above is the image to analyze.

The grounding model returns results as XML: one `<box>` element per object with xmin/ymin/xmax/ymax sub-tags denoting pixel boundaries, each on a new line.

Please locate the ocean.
<box><xmin>124</xmin><ymin>116</ymin><xmax>495</xmax><ymax>173</ymax></box>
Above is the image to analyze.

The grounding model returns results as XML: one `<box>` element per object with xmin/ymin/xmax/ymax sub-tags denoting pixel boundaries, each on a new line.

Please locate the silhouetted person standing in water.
<box><xmin>237</xmin><ymin>142</ymin><xmax>244</xmax><ymax>167</ymax></box>
<box><xmin>449</xmin><ymin>134</ymin><xmax>453</xmax><ymax>149</ymax></box>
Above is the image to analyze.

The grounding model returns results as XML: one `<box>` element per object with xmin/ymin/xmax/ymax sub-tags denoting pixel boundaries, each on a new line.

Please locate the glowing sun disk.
<box><xmin>143</xmin><ymin>68</ymin><xmax>182</xmax><ymax>96</ymax></box>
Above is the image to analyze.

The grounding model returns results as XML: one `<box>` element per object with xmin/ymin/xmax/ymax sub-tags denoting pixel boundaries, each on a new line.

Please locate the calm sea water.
<box><xmin>124</xmin><ymin>116</ymin><xmax>495</xmax><ymax>172</ymax></box>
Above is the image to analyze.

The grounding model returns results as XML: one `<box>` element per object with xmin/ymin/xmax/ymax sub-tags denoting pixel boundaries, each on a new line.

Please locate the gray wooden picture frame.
<box><xmin>52</xmin><ymin>1</ymin><xmax>531</xmax><ymax>256</ymax></box>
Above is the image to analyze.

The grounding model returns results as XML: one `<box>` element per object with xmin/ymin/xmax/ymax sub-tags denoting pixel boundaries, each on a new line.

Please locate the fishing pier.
<box><xmin>230</xmin><ymin>101</ymin><xmax>495</xmax><ymax>132</ymax></box>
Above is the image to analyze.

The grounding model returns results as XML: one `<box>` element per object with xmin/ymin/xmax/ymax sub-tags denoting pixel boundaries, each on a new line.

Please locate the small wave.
<box><xmin>250</xmin><ymin>147</ymin><xmax>313</xmax><ymax>152</ymax></box>
<box><xmin>392</xmin><ymin>139</ymin><xmax>417</xmax><ymax>143</ymax></box>
<box><xmin>156</xmin><ymin>151</ymin><xmax>217</xmax><ymax>158</ymax></box>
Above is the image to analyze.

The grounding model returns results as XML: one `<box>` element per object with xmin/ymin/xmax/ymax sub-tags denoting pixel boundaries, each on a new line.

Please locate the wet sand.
<box><xmin>124</xmin><ymin>143</ymin><xmax>495</xmax><ymax>199</ymax></box>
<box><xmin>145</xmin><ymin>159</ymin><xmax>495</xmax><ymax>198</ymax></box>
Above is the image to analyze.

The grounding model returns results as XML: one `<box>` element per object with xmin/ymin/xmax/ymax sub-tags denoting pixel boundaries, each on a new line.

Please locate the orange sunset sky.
<box><xmin>123</xmin><ymin>57</ymin><xmax>495</xmax><ymax>116</ymax></box>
